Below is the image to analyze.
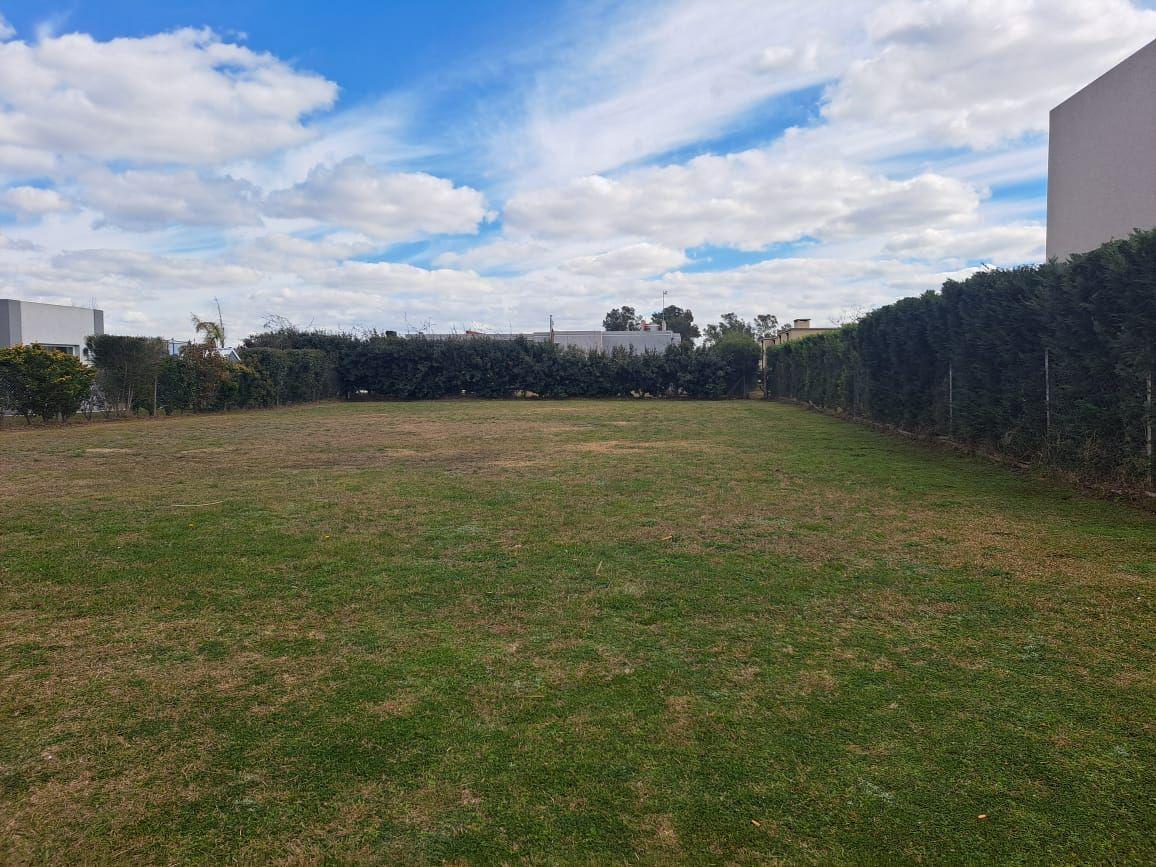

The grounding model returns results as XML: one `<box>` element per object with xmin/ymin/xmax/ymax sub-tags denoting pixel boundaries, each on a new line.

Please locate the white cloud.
<box><xmin>822</xmin><ymin>0</ymin><xmax>1156</xmax><ymax>150</ymax></box>
<box><xmin>79</xmin><ymin>168</ymin><xmax>263</xmax><ymax>230</ymax></box>
<box><xmin>0</xmin><ymin>144</ymin><xmax>56</xmax><ymax>176</ymax></box>
<box><xmin>0</xmin><ymin>230</ymin><xmax>40</xmax><ymax>251</ymax></box>
<box><xmin>45</xmin><ymin>249</ymin><xmax>264</xmax><ymax>292</ymax></box>
<box><xmin>495</xmin><ymin>0</ymin><xmax>874</xmax><ymax>186</ymax></box>
<box><xmin>0</xmin><ymin>14</ymin><xmax>15</xmax><ymax>41</ymax></box>
<box><xmin>264</xmin><ymin>157</ymin><xmax>489</xmax><ymax>242</ymax></box>
<box><xmin>883</xmin><ymin>223</ymin><xmax>1046</xmax><ymax>266</ymax></box>
<box><xmin>654</xmin><ymin>255</ymin><xmax>962</xmax><ymax>325</ymax></box>
<box><xmin>435</xmin><ymin>238</ymin><xmax>560</xmax><ymax>272</ymax></box>
<box><xmin>562</xmin><ymin>242</ymin><xmax>688</xmax><ymax>277</ymax></box>
<box><xmin>438</xmin><ymin>237</ymin><xmax>689</xmax><ymax>277</ymax></box>
<box><xmin>231</xmin><ymin>232</ymin><xmax>378</xmax><ymax>271</ymax></box>
<box><xmin>1</xmin><ymin>185</ymin><xmax>70</xmax><ymax>217</ymax></box>
<box><xmin>225</xmin><ymin>94</ymin><xmax>429</xmax><ymax>191</ymax></box>
<box><xmin>505</xmin><ymin>149</ymin><xmax>981</xmax><ymax>251</ymax></box>
<box><xmin>310</xmin><ymin>259</ymin><xmax>490</xmax><ymax>294</ymax></box>
<box><xmin>0</xmin><ymin>27</ymin><xmax>337</xmax><ymax>165</ymax></box>
<box><xmin>248</xmin><ymin>260</ymin><xmax>502</xmax><ymax>331</ymax></box>
<box><xmin>757</xmin><ymin>41</ymin><xmax>823</xmax><ymax>74</ymax></box>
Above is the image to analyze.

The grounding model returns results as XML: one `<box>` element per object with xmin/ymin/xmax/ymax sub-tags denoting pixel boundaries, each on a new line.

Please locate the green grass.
<box><xmin>1</xmin><ymin>400</ymin><xmax>1153</xmax><ymax>863</ymax></box>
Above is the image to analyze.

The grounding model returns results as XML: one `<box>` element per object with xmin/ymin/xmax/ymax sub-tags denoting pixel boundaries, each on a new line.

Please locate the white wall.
<box><xmin>543</xmin><ymin>331</ymin><xmax>605</xmax><ymax>352</ymax></box>
<box><xmin>529</xmin><ymin>330</ymin><xmax>679</xmax><ymax>354</ymax></box>
<box><xmin>602</xmin><ymin>331</ymin><xmax>679</xmax><ymax>354</ymax></box>
<box><xmin>2</xmin><ymin>300</ymin><xmax>104</xmax><ymax>359</ymax></box>
<box><xmin>1047</xmin><ymin>38</ymin><xmax>1156</xmax><ymax>260</ymax></box>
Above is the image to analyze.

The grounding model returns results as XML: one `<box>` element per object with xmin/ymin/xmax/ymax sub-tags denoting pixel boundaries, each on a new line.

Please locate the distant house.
<box><xmin>556</xmin><ymin>327</ymin><xmax>678</xmax><ymax>354</ymax></box>
<box><xmin>166</xmin><ymin>338</ymin><xmax>243</xmax><ymax>362</ymax></box>
<box><xmin>0</xmin><ymin>299</ymin><xmax>105</xmax><ymax>362</ymax></box>
<box><xmin>166</xmin><ymin>338</ymin><xmax>191</xmax><ymax>357</ymax></box>
<box><xmin>760</xmin><ymin>319</ymin><xmax>835</xmax><ymax>349</ymax></box>
<box><xmin>758</xmin><ymin>318</ymin><xmax>836</xmax><ymax>372</ymax></box>
<box><xmin>412</xmin><ymin>325</ymin><xmax>679</xmax><ymax>355</ymax></box>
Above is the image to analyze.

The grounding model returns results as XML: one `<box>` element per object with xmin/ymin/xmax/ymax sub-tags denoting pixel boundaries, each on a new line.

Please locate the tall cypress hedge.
<box><xmin>245</xmin><ymin>329</ymin><xmax>758</xmax><ymax>401</ymax></box>
<box><xmin>333</xmin><ymin>335</ymin><xmax>754</xmax><ymax>400</ymax></box>
<box><xmin>766</xmin><ymin>229</ymin><xmax>1156</xmax><ymax>487</ymax></box>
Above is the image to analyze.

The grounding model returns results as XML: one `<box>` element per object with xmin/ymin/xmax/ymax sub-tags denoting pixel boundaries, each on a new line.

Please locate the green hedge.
<box><xmin>245</xmin><ymin>329</ymin><xmax>759</xmax><ymax>400</ymax></box>
<box><xmin>160</xmin><ymin>345</ymin><xmax>338</xmax><ymax>412</ymax></box>
<box><xmin>765</xmin><ymin>229</ymin><xmax>1156</xmax><ymax>487</ymax></box>
<box><xmin>0</xmin><ymin>344</ymin><xmax>96</xmax><ymax>423</ymax></box>
<box><xmin>84</xmin><ymin>335</ymin><xmax>339</xmax><ymax>415</ymax></box>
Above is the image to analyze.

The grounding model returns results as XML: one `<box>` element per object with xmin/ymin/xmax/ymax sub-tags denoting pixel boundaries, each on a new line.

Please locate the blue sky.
<box><xmin>3</xmin><ymin>1</ymin><xmax>566</xmax><ymax>98</ymax></box>
<box><xmin>0</xmin><ymin>0</ymin><xmax>1154</xmax><ymax>339</ymax></box>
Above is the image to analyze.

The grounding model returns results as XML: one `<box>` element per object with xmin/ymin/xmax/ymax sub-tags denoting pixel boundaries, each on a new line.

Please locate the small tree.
<box><xmin>182</xmin><ymin>343</ymin><xmax>230</xmax><ymax>411</ymax></box>
<box><xmin>156</xmin><ymin>355</ymin><xmax>198</xmax><ymax>414</ymax></box>
<box><xmin>86</xmin><ymin>335</ymin><xmax>168</xmax><ymax>416</ymax></box>
<box><xmin>651</xmin><ymin>305</ymin><xmax>701</xmax><ymax>343</ymax></box>
<box><xmin>704</xmin><ymin>313</ymin><xmax>779</xmax><ymax>346</ymax></box>
<box><xmin>704</xmin><ymin>313</ymin><xmax>752</xmax><ymax>345</ymax></box>
<box><xmin>0</xmin><ymin>345</ymin><xmax>95</xmax><ymax>422</ymax></box>
<box><xmin>709</xmin><ymin>331</ymin><xmax>760</xmax><ymax>397</ymax></box>
<box><xmin>603</xmin><ymin>306</ymin><xmax>641</xmax><ymax>331</ymax></box>
<box><xmin>191</xmin><ymin>313</ymin><xmax>226</xmax><ymax>349</ymax></box>
<box><xmin>0</xmin><ymin>348</ymin><xmax>21</xmax><ymax>426</ymax></box>
<box><xmin>753</xmin><ymin>314</ymin><xmax>779</xmax><ymax>340</ymax></box>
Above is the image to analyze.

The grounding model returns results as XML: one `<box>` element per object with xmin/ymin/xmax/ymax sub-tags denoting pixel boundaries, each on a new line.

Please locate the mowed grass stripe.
<box><xmin>1</xmin><ymin>400</ymin><xmax>1153</xmax><ymax>863</ymax></box>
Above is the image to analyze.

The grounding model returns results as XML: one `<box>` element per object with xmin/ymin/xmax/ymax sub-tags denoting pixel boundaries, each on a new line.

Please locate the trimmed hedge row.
<box><xmin>765</xmin><ymin>229</ymin><xmax>1156</xmax><ymax>487</ymax></box>
<box><xmin>79</xmin><ymin>329</ymin><xmax>758</xmax><ymax>420</ymax></box>
<box><xmin>246</xmin><ymin>330</ymin><xmax>761</xmax><ymax>400</ymax></box>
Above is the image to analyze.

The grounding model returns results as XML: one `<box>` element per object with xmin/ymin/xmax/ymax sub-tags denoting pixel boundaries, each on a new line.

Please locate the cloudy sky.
<box><xmin>0</xmin><ymin>1</ymin><xmax>1154</xmax><ymax>340</ymax></box>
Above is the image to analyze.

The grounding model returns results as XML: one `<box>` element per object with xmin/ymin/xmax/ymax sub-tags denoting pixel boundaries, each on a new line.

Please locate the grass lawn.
<box><xmin>1</xmin><ymin>400</ymin><xmax>1153</xmax><ymax>863</ymax></box>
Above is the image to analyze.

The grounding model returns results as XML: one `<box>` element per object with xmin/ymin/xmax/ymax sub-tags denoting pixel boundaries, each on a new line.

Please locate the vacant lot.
<box><xmin>1</xmin><ymin>400</ymin><xmax>1153</xmax><ymax>863</ymax></box>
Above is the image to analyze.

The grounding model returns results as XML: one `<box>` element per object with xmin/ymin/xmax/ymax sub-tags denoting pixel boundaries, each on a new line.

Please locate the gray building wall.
<box><xmin>1047</xmin><ymin>38</ymin><xmax>1156</xmax><ymax>260</ymax></box>
<box><xmin>0</xmin><ymin>299</ymin><xmax>105</xmax><ymax>360</ymax></box>
<box><xmin>542</xmin><ymin>330</ymin><xmax>605</xmax><ymax>352</ymax></box>
<box><xmin>412</xmin><ymin>328</ymin><xmax>679</xmax><ymax>354</ymax></box>
<box><xmin>600</xmin><ymin>330</ymin><xmax>679</xmax><ymax>354</ymax></box>
<box><xmin>0</xmin><ymin>299</ymin><xmax>20</xmax><ymax>347</ymax></box>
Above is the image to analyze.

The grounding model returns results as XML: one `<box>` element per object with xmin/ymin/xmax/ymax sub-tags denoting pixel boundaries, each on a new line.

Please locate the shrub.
<box><xmin>85</xmin><ymin>334</ymin><xmax>168</xmax><ymax>416</ymax></box>
<box><xmin>0</xmin><ymin>344</ymin><xmax>96</xmax><ymax>423</ymax></box>
<box><xmin>156</xmin><ymin>355</ymin><xmax>198</xmax><ymax>415</ymax></box>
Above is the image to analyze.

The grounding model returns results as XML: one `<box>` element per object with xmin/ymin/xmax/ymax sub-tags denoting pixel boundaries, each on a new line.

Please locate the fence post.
<box><xmin>948</xmin><ymin>363</ymin><xmax>953</xmax><ymax>437</ymax></box>
<box><xmin>761</xmin><ymin>341</ymin><xmax>768</xmax><ymax>400</ymax></box>
<box><xmin>1147</xmin><ymin>369</ymin><xmax>1153</xmax><ymax>491</ymax></box>
<box><xmin>1044</xmin><ymin>347</ymin><xmax>1051</xmax><ymax>441</ymax></box>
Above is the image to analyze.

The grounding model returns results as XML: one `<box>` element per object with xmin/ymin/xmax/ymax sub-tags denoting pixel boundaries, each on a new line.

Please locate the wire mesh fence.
<box><xmin>766</xmin><ymin>230</ymin><xmax>1156</xmax><ymax>491</ymax></box>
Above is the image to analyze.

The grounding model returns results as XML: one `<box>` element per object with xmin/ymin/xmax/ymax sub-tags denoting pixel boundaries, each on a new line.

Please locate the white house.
<box><xmin>165</xmin><ymin>338</ymin><xmax>243</xmax><ymax>362</ymax></box>
<box><xmin>0</xmin><ymin>299</ymin><xmax>105</xmax><ymax>361</ymax></box>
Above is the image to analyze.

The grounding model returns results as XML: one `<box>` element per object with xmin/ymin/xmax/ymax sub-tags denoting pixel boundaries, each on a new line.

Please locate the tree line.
<box><xmin>246</xmin><ymin>329</ymin><xmax>760</xmax><ymax>400</ymax></box>
<box><xmin>602</xmin><ymin>304</ymin><xmax>780</xmax><ymax>345</ymax></box>
<box><xmin>1</xmin><ymin>312</ymin><xmax>768</xmax><ymax>425</ymax></box>
<box><xmin>765</xmin><ymin>228</ymin><xmax>1156</xmax><ymax>488</ymax></box>
<box><xmin>82</xmin><ymin>335</ymin><xmax>337</xmax><ymax>417</ymax></box>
